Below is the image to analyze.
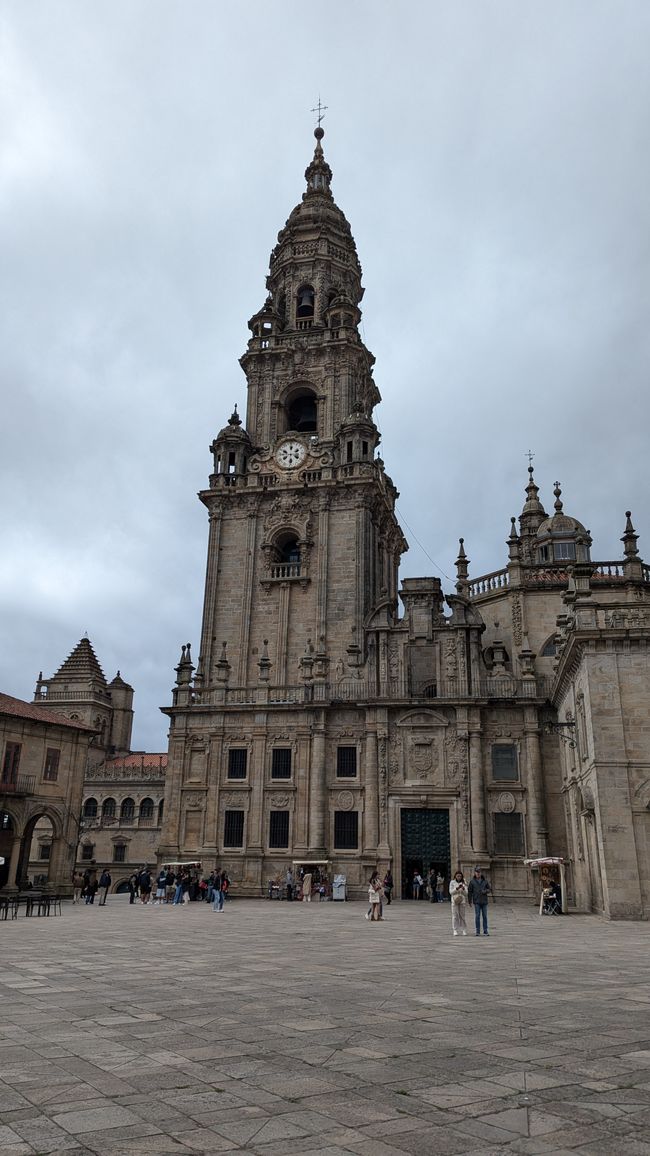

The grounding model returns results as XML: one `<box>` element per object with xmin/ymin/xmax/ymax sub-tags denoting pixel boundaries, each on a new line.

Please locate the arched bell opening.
<box><xmin>285</xmin><ymin>388</ymin><xmax>318</xmax><ymax>434</ymax></box>
<box><xmin>296</xmin><ymin>284</ymin><xmax>315</xmax><ymax>322</ymax></box>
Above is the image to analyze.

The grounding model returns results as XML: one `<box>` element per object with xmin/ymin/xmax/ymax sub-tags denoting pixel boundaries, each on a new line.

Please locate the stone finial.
<box><xmin>175</xmin><ymin>643</ymin><xmax>194</xmax><ymax>686</ymax></box>
<box><xmin>621</xmin><ymin>510</ymin><xmax>639</xmax><ymax>558</ymax></box>
<box><xmin>228</xmin><ymin>404</ymin><xmax>242</xmax><ymax>427</ymax></box>
<box><xmin>215</xmin><ymin>641</ymin><xmax>231</xmax><ymax>684</ymax></box>
<box><xmin>553</xmin><ymin>482</ymin><xmax>563</xmax><ymax>512</ymax></box>
<box><xmin>455</xmin><ymin>538</ymin><xmax>469</xmax><ymax>593</ymax></box>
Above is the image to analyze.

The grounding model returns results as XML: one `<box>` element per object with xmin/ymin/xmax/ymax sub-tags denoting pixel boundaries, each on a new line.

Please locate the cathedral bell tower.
<box><xmin>195</xmin><ymin>127</ymin><xmax>406</xmax><ymax>692</ymax></box>
<box><xmin>160</xmin><ymin>128</ymin><xmax>407</xmax><ymax>881</ymax></box>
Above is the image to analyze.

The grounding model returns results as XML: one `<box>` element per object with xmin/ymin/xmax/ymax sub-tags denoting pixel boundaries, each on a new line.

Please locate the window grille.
<box><xmin>494</xmin><ymin>812</ymin><xmax>525</xmax><ymax>856</ymax></box>
<box><xmin>228</xmin><ymin>749</ymin><xmax>248</xmax><ymax>779</ymax></box>
<box><xmin>271</xmin><ymin>748</ymin><xmax>292</xmax><ymax>779</ymax></box>
<box><xmin>491</xmin><ymin>745</ymin><xmax>518</xmax><ymax>781</ymax></box>
<box><xmin>336</xmin><ymin>746</ymin><xmax>357</xmax><ymax>777</ymax></box>
<box><xmin>224</xmin><ymin>810</ymin><xmax>244</xmax><ymax>847</ymax></box>
<box><xmin>269</xmin><ymin>810</ymin><xmax>289</xmax><ymax>848</ymax></box>
<box><xmin>334</xmin><ymin>811</ymin><xmax>358</xmax><ymax>849</ymax></box>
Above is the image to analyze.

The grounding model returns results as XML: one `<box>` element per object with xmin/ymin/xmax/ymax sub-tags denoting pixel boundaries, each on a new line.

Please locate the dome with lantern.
<box><xmin>535</xmin><ymin>483</ymin><xmax>591</xmax><ymax>565</ymax></box>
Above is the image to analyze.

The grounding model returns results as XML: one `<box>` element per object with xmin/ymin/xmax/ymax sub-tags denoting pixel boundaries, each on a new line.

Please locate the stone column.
<box><xmin>524</xmin><ymin>706</ymin><xmax>547</xmax><ymax>857</ymax></box>
<box><xmin>309</xmin><ymin>718</ymin><xmax>326</xmax><ymax>854</ymax></box>
<box><xmin>5</xmin><ymin>834</ymin><xmax>23</xmax><ymax>893</ymax></box>
<box><xmin>364</xmin><ymin>728</ymin><xmax>379</xmax><ymax>853</ymax></box>
<box><xmin>468</xmin><ymin>711</ymin><xmax>487</xmax><ymax>856</ymax></box>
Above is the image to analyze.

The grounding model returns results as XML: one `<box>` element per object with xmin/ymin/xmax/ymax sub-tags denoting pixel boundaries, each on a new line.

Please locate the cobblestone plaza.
<box><xmin>2</xmin><ymin>900</ymin><xmax>650</xmax><ymax>1154</ymax></box>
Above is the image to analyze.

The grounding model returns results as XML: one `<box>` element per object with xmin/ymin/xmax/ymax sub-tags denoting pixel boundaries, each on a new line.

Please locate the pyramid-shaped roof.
<box><xmin>53</xmin><ymin>637</ymin><xmax>107</xmax><ymax>686</ymax></box>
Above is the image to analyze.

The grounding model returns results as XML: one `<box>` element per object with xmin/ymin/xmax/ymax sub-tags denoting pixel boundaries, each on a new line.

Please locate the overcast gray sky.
<box><xmin>2</xmin><ymin>1</ymin><xmax>648</xmax><ymax>751</ymax></box>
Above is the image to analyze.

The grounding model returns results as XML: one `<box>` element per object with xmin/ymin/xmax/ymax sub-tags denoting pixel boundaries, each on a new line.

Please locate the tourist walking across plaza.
<box><xmin>468</xmin><ymin>867</ymin><xmax>491</xmax><ymax>935</ymax></box>
<box><xmin>72</xmin><ymin>870</ymin><xmax>84</xmax><ymax>904</ymax></box>
<box><xmin>449</xmin><ymin>870</ymin><xmax>468</xmax><ymax>936</ymax></box>
<box><xmin>366</xmin><ymin>872</ymin><xmax>384</xmax><ymax>921</ymax></box>
<box><xmin>98</xmin><ymin>868</ymin><xmax>111</xmax><ymax>905</ymax></box>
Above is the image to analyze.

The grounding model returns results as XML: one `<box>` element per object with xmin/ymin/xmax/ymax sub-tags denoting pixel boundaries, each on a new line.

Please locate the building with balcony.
<box><xmin>0</xmin><ymin>693</ymin><xmax>95</xmax><ymax>892</ymax></box>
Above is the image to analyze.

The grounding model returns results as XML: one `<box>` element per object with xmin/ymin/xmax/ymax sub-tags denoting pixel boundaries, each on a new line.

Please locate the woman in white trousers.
<box><xmin>449</xmin><ymin>871</ymin><xmax>468</xmax><ymax>936</ymax></box>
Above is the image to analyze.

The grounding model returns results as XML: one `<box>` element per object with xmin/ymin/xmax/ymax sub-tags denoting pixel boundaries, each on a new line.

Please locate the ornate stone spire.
<box><xmin>622</xmin><ymin>510</ymin><xmax>644</xmax><ymax>581</ymax></box>
<box><xmin>455</xmin><ymin>538</ymin><xmax>470</xmax><ymax>594</ymax></box>
<box><xmin>304</xmin><ymin>126</ymin><xmax>333</xmax><ymax>197</ymax></box>
<box><xmin>519</xmin><ymin>465</ymin><xmax>547</xmax><ymax>558</ymax></box>
<box><xmin>622</xmin><ymin>510</ymin><xmax>639</xmax><ymax>558</ymax></box>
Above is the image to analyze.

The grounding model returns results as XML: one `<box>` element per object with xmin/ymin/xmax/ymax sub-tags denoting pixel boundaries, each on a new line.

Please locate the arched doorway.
<box><xmin>0</xmin><ymin>812</ymin><xmax>15</xmax><ymax>889</ymax></box>
<box><xmin>15</xmin><ymin>812</ymin><xmax>58</xmax><ymax>890</ymax></box>
<box><xmin>27</xmin><ymin>816</ymin><xmax>55</xmax><ymax>887</ymax></box>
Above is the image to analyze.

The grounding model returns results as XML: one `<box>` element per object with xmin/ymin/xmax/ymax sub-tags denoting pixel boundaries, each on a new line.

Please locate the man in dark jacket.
<box><xmin>467</xmin><ymin>868</ymin><xmax>491</xmax><ymax>936</ymax></box>
<box><xmin>98</xmin><ymin>869</ymin><xmax>111</xmax><ymax>905</ymax></box>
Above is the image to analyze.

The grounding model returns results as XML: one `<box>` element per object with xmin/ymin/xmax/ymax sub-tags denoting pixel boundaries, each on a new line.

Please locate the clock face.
<box><xmin>275</xmin><ymin>439</ymin><xmax>306</xmax><ymax>469</ymax></box>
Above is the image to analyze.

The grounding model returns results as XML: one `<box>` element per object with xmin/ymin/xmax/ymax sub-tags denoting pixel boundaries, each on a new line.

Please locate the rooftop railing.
<box><xmin>189</xmin><ymin>676</ymin><xmax>548</xmax><ymax>709</ymax></box>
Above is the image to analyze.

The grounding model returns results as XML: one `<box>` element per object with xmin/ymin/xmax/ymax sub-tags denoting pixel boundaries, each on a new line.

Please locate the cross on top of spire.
<box><xmin>311</xmin><ymin>96</ymin><xmax>328</xmax><ymax>129</ymax></box>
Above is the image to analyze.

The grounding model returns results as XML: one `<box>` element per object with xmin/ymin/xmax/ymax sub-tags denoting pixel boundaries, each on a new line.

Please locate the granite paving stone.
<box><xmin>2</xmin><ymin>897</ymin><xmax>650</xmax><ymax>1154</ymax></box>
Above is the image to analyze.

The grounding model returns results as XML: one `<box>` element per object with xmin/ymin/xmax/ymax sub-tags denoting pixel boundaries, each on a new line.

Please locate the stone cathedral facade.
<box><xmin>158</xmin><ymin>129</ymin><xmax>650</xmax><ymax>917</ymax></box>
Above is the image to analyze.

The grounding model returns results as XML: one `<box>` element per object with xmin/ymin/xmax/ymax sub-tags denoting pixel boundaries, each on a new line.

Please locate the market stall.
<box><xmin>524</xmin><ymin>856</ymin><xmax>567</xmax><ymax>914</ymax></box>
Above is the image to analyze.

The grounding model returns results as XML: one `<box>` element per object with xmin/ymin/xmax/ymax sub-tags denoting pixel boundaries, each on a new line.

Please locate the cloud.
<box><xmin>1</xmin><ymin>1</ymin><xmax>648</xmax><ymax>747</ymax></box>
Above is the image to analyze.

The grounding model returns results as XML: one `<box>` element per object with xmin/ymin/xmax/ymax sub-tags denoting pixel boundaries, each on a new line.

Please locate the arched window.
<box><xmin>139</xmin><ymin>798</ymin><xmax>154</xmax><ymax>823</ymax></box>
<box><xmin>540</xmin><ymin>636</ymin><xmax>557</xmax><ymax>657</ymax></box>
<box><xmin>83</xmin><ymin>797</ymin><xmax>98</xmax><ymax>819</ymax></box>
<box><xmin>296</xmin><ymin>284</ymin><xmax>314</xmax><ymax>322</ymax></box>
<box><xmin>270</xmin><ymin>532</ymin><xmax>302</xmax><ymax>580</ymax></box>
<box><xmin>120</xmin><ymin>797</ymin><xmax>135</xmax><ymax>823</ymax></box>
<box><xmin>102</xmin><ymin>797</ymin><xmax>116</xmax><ymax>821</ymax></box>
<box><xmin>287</xmin><ymin>390</ymin><xmax>317</xmax><ymax>433</ymax></box>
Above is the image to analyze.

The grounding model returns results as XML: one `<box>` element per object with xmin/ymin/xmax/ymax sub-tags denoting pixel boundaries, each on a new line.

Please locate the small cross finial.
<box><xmin>310</xmin><ymin>96</ymin><xmax>328</xmax><ymax>128</ymax></box>
<box><xmin>526</xmin><ymin>449</ymin><xmax>535</xmax><ymax>468</ymax></box>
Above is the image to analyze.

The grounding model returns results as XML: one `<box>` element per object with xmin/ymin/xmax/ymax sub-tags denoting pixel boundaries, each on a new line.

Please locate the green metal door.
<box><xmin>401</xmin><ymin>808</ymin><xmax>450</xmax><ymax>898</ymax></box>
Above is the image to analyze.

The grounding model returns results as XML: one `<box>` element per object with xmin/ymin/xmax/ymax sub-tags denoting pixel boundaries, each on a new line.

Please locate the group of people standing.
<box><xmin>72</xmin><ymin>867</ymin><xmax>111</xmax><ymax>905</ymax></box>
<box><xmin>366</xmin><ymin>866</ymin><xmax>492</xmax><ymax>935</ymax></box>
<box><xmin>411</xmin><ymin>869</ymin><xmax>447</xmax><ymax>902</ymax></box>
<box><xmin>449</xmin><ymin>868</ymin><xmax>492</xmax><ymax>936</ymax></box>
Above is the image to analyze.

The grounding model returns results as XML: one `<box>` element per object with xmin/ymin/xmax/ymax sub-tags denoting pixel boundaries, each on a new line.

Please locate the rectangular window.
<box><xmin>81</xmin><ymin>844</ymin><xmax>94</xmax><ymax>861</ymax></box>
<box><xmin>334</xmin><ymin>810</ymin><xmax>358</xmax><ymax>849</ymax></box>
<box><xmin>224</xmin><ymin>810</ymin><xmax>244</xmax><ymax>847</ymax></box>
<box><xmin>2</xmin><ymin>742</ymin><xmax>21</xmax><ymax>783</ymax></box>
<box><xmin>113</xmin><ymin>844</ymin><xmax>126</xmax><ymax>863</ymax></box>
<box><xmin>271</xmin><ymin>748</ymin><xmax>292</xmax><ymax>779</ymax></box>
<box><xmin>269</xmin><ymin>810</ymin><xmax>290</xmax><ymax>848</ymax></box>
<box><xmin>491</xmin><ymin>744</ymin><xmax>518</xmax><ymax>781</ymax></box>
<box><xmin>493</xmin><ymin>812</ymin><xmax>525</xmax><ymax>856</ymax></box>
<box><xmin>336</xmin><ymin>746</ymin><xmax>357</xmax><ymax>778</ymax></box>
<box><xmin>39</xmin><ymin>844</ymin><xmax>51</xmax><ymax>861</ymax></box>
<box><xmin>554</xmin><ymin>541</ymin><xmax>576</xmax><ymax>561</ymax></box>
<box><xmin>228</xmin><ymin>748</ymin><xmax>248</xmax><ymax>779</ymax></box>
<box><xmin>43</xmin><ymin>748</ymin><xmax>60</xmax><ymax>782</ymax></box>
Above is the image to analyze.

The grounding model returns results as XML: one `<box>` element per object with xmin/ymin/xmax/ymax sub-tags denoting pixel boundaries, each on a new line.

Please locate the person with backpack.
<box><xmin>138</xmin><ymin>867</ymin><xmax>152</xmax><ymax>904</ymax></box>
<box><xmin>449</xmin><ymin>870</ymin><xmax>468</xmax><ymax>936</ymax></box>
<box><xmin>98</xmin><ymin>868</ymin><xmax>111</xmax><ymax>906</ymax></box>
